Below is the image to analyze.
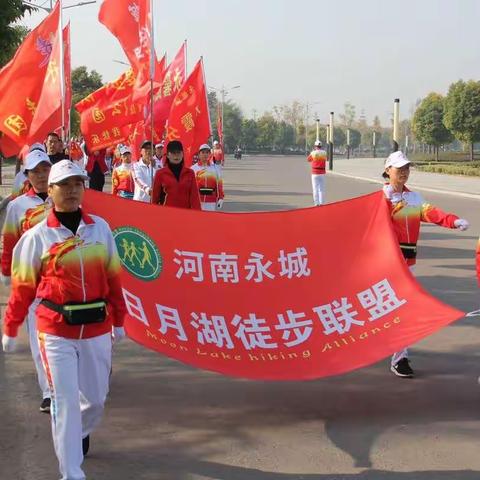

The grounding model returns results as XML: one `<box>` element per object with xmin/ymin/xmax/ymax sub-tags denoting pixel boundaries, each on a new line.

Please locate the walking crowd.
<box><xmin>0</xmin><ymin>132</ymin><xmax>478</xmax><ymax>480</ymax></box>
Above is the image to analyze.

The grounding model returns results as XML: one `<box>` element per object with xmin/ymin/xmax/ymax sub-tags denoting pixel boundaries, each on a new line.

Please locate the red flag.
<box><xmin>29</xmin><ymin>23</ymin><xmax>71</xmax><ymax>144</ymax></box>
<box><xmin>98</xmin><ymin>0</ymin><xmax>152</xmax><ymax>83</ymax></box>
<box><xmin>0</xmin><ymin>3</ymin><xmax>60</xmax><ymax>156</ymax></box>
<box><xmin>151</xmin><ymin>42</ymin><xmax>186</xmax><ymax>131</ymax></box>
<box><xmin>165</xmin><ymin>59</ymin><xmax>212</xmax><ymax>166</ymax></box>
<box><xmin>75</xmin><ymin>69</ymin><xmax>144</xmax><ymax>151</ymax></box>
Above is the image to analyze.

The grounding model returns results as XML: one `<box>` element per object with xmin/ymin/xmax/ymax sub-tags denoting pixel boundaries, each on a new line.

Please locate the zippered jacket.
<box><xmin>112</xmin><ymin>163</ymin><xmax>134</xmax><ymax>196</ymax></box>
<box><xmin>152</xmin><ymin>165</ymin><xmax>201</xmax><ymax>209</ymax></box>
<box><xmin>132</xmin><ymin>160</ymin><xmax>160</xmax><ymax>202</ymax></box>
<box><xmin>1</xmin><ymin>188</ymin><xmax>52</xmax><ymax>277</ymax></box>
<box><xmin>3</xmin><ymin>210</ymin><xmax>126</xmax><ymax>339</ymax></box>
<box><xmin>383</xmin><ymin>184</ymin><xmax>459</xmax><ymax>265</ymax></box>
<box><xmin>191</xmin><ymin>163</ymin><xmax>224</xmax><ymax>203</ymax></box>
<box><xmin>307</xmin><ymin>148</ymin><xmax>327</xmax><ymax>174</ymax></box>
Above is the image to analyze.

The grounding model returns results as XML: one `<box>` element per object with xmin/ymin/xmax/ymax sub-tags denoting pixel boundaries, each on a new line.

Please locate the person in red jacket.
<box><xmin>85</xmin><ymin>148</ymin><xmax>108</xmax><ymax>191</ymax></box>
<box><xmin>307</xmin><ymin>140</ymin><xmax>327</xmax><ymax>206</ymax></box>
<box><xmin>2</xmin><ymin>160</ymin><xmax>126</xmax><ymax>480</ymax></box>
<box><xmin>382</xmin><ymin>151</ymin><xmax>469</xmax><ymax>378</ymax></box>
<box><xmin>212</xmin><ymin>140</ymin><xmax>224</xmax><ymax>166</ymax></box>
<box><xmin>151</xmin><ymin>140</ymin><xmax>201</xmax><ymax>209</ymax></box>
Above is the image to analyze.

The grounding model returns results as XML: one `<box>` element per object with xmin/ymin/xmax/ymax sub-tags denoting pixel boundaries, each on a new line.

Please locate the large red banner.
<box><xmin>82</xmin><ymin>190</ymin><xmax>464</xmax><ymax>380</ymax></box>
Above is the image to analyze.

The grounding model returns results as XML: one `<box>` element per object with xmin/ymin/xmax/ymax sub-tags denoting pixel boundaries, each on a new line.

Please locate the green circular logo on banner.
<box><xmin>113</xmin><ymin>226</ymin><xmax>162</xmax><ymax>281</ymax></box>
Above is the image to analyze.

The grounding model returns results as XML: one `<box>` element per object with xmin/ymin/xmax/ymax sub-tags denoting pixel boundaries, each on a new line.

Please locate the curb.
<box><xmin>328</xmin><ymin>170</ymin><xmax>480</xmax><ymax>201</ymax></box>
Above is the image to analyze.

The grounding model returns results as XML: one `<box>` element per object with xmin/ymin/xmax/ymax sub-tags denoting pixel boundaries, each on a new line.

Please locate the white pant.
<box><xmin>311</xmin><ymin>174</ymin><xmax>325</xmax><ymax>206</ymax></box>
<box><xmin>201</xmin><ymin>202</ymin><xmax>217</xmax><ymax>211</ymax></box>
<box><xmin>26</xmin><ymin>300</ymin><xmax>50</xmax><ymax>399</ymax></box>
<box><xmin>39</xmin><ymin>332</ymin><xmax>112</xmax><ymax>480</ymax></box>
<box><xmin>391</xmin><ymin>265</ymin><xmax>415</xmax><ymax>366</ymax></box>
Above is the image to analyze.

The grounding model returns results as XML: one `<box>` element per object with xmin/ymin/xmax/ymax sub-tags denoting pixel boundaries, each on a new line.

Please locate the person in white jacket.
<box><xmin>132</xmin><ymin>140</ymin><xmax>160</xmax><ymax>202</ymax></box>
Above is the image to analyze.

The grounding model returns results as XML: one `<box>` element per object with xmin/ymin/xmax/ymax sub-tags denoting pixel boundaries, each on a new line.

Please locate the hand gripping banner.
<box><xmin>83</xmin><ymin>191</ymin><xmax>464</xmax><ymax>380</ymax></box>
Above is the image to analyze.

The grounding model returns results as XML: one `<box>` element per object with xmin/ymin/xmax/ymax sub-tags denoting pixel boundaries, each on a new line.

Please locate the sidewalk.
<box><xmin>329</xmin><ymin>157</ymin><xmax>480</xmax><ymax>200</ymax></box>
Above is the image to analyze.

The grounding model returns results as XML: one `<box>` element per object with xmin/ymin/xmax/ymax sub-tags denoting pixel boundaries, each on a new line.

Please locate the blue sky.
<box><xmin>21</xmin><ymin>0</ymin><xmax>480</xmax><ymax>125</ymax></box>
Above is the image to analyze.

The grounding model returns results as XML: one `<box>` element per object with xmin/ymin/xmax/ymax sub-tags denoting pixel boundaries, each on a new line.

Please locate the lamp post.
<box><xmin>373</xmin><ymin>131</ymin><xmax>377</xmax><ymax>158</ymax></box>
<box><xmin>346</xmin><ymin>128</ymin><xmax>351</xmax><ymax>159</ymax></box>
<box><xmin>22</xmin><ymin>0</ymin><xmax>97</xmax><ymax>11</ymax></box>
<box><xmin>393</xmin><ymin>98</ymin><xmax>400</xmax><ymax>152</ymax></box>
<box><xmin>328</xmin><ymin>111</ymin><xmax>334</xmax><ymax>170</ymax></box>
<box><xmin>209</xmin><ymin>85</ymin><xmax>240</xmax><ymax>152</ymax></box>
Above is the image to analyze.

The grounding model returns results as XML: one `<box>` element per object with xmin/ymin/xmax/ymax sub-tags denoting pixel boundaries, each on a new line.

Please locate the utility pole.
<box><xmin>373</xmin><ymin>131</ymin><xmax>377</xmax><ymax>158</ymax></box>
<box><xmin>346</xmin><ymin>128</ymin><xmax>351</xmax><ymax>159</ymax></box>
<box><xmin>393</xmin><ymin>98</ymin><xmax>400</xmax><ymax>152</ymax></box>
<box><xmin>328</xmin><ymin>112</ymin><xmax>334</xmax><ymax>170</ymax></box>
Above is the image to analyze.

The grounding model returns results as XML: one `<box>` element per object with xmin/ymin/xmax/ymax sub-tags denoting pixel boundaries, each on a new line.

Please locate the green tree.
<box><xmin>241</xmin><ymin>118</ymin><xmax>259</xmax><ymax>151</ymax></box>
<box><xmin>70</xmin><ymin>66</ymin><xmax>103</xmax><ymax>135</ymax></box>
<box><xmin>347</xmin><ymin>128</ymin><xmax>361</xmax><ymax>151</ymax></box>
<box><xmin>223</xmin><ymin>101</ymin><xmax>243</xmax><ymax>152</ymax></box>
<box><xmin>444</xmin><ymin>79</ymin><xmax>480</xmax><ymax>161</ymax></box>
<box><xmin>339</xmin><ymin>102</ymin><xmax>356</xmax><ymax>127</ymax></box>
<box><xmin>257</xmin><ymin>114</ymin><xmax>277</xmax><ymax>150</ymax></box>
<box><xmin>274</xmin><ymin>121</ymin><xmax>295</xmax><ymax>153</ymax></box>
<box><xmin>412</xmin><ymin>93</ymin><xmax>453</xmax><ymax>160</ymax></box>
<box><xmin>333</xmin><ymin>127</ymin><xmax>346</xmax><ymax>147</ymax></box>
<box><xmin>0</xmin><ymin>1</ymin><xmax>35</xmax><ymax>67</ymax></box>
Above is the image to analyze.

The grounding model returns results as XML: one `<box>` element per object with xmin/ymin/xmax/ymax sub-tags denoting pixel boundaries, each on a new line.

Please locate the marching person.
<box><xmin>212</xmin><ymin>140</ymin><xmax>224</xmax><ymax>166</ymax></box>
<box><xmin>112</xmin><ymin>145</ymin><xmax>135</xmax><ymax>199</ymax></box>
<box><xmin>154</xmin><ymin>142</ymin><xmax>165</xmax><ymax>168</ymax></box>
<box><xmin>85</xmin><ymin>148</ymin><xmax>108</xmax><ymax>192</ymax></box>
<box><xmin>132</xmin><ymin>140</ymin><xmax>160</xmax><ymax>203</ymax></box>
<box><xmin>1</xmin><ymin>149</ymin><xmax>53</xmax><ymax>412</ymax></box>
<box><xmin>307</xmin><ymin>140</ymin><xmax>328</xmax><ymax>206</ymax></box>
<box><xmin>1</xmin><ymin>160</ymin><xmax>126</xmax><ymax>480</ymax></box>
<box><xmin>191</xmin><ymin>144</ymin><xmax>224</xmax><ymax>211</ymax></box>
<box><xmin>46</xmin><ymin>132</ymin><xmax>69</xmax><ymax>164</ymax></box>
<box><xmin>11</xmin><ymin>142</ymin><xmax>47</xmax><ymax>199</ymax></box>
<box><xmin>383</xmin><ymin>151</ymin><xmax>469</xmax><ymax>378</ymax></box>
<box><xmin>151</xmin><ymin>140</ymin><xmax>201</xmax><ymax>210</ymax></box>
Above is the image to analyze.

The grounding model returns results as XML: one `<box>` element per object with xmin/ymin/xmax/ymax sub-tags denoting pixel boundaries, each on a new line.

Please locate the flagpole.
<box><xmin>58</xmin><ymin>0</ymin><xmax>66</xmax><ymax>145</ymax></box>
<box><xmin>149</xmin><ymin>0</ymin><xmax>155</xmax><ymax>204</ymax></box>
<box><xmin>201</xmin><ymin>57</ymin><xmax>212</xmax><ymax>141</ymax></box>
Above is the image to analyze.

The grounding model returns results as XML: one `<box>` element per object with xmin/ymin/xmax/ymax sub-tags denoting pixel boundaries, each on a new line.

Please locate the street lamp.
<box><xmin>113</xmin><ymin>59</ymin><xmax>130</xmax><ymax>67</ymax></box>
<box><xmin>22</xmin><ymin>0</ymin><xmax>97</xmax><ymax>12</ymax></box>
<box><xmin>208</xmin><ymin>84</ymin><xmax>240</xmax><ymax>152</ymax></box>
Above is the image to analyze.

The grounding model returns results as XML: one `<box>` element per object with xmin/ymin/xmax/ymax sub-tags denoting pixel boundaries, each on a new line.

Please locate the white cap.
<box><xmin>314</xmin><ymin>140</ymin><xmax>322</xmax><ymax>147</ymax></box>
<box><xmin>155</xmin><ymin>142</ymin><xmax>164</xmax><ymax>149</ymax></box>
<box><xmin>48</xmin><ymin>159</ymin><xmax>88</xmax><ymax>185</ymax></box>
<box><xmin>119</xmin><ymin>145</ymin><xmax>132</xmax><ymax>155</ymax></box>
<box><xmin>29</xmin><ymin>142</ymin><xmax>46</xmax><ymax>153</ymax></box>
<box><xmin>199</xmin><ymin>143</ymin><xmax>211</xmax><ymax>151</ymax></box>
<box><xmin>213</xmin><ymin>140</ymin><xmax>219</xmax><ymax>145</ymax></box>
<box><xmin>23</xmin><ymin>150</ymin><xmax>52</xmax><ymax>172</ymax></box>
<box><xmin>385</xmin><ymin>151</ymin><xmax>410</xmax><ymax>168</ymax></box>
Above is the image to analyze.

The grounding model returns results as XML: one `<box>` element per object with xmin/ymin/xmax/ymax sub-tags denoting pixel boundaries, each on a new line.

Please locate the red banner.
<box><xmin>82</xmin><ymin>190</ymin><xmax>464</xmax><ymax>380</ymax></box>
<box><xmin>165</xmin><ymin>58</ymin><xmax>211</xmax><ymax>166</ymax></box>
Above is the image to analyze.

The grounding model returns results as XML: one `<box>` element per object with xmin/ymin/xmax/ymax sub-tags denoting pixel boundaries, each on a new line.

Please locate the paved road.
<box><xmin>1</xmin><ymin>155</ymin><xmax>479</xmax><ymax>480</ymax></box>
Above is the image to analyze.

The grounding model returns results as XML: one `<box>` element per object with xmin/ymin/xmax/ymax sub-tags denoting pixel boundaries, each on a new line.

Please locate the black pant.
<box><xmin>88</xmin><ymin>162</ymin><xmax>105</xmax><ymax>192</ymax></box>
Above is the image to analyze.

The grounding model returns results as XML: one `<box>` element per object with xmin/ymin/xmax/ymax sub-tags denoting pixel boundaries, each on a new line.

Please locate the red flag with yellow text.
<box><xmin>0</xmin><ymin>3</ymin><xmax>60</xmax><ymax>156</ymax></box>
<box><xmin>82</xmin><ymin>190</ymin><xmax>465</xmax><ymax>380</ymax></box>
<box><xmin>165</xmin><ymin>58</ymin><xmax>211</xmax><ymax>166</ymax></box>
<box><xmin>98</xmin><ymin>0</ymin><xmax>152</xmax><ymax>83</ymax></box>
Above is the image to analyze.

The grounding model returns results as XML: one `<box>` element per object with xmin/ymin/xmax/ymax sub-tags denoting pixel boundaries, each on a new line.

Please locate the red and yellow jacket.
<box><xmin>152</xmin><ymin>165</ymin><xmax>201</xmax><ymax>210</ymax></box>
<box><xmin>476</xmin><ymin>238</ymin><xmax>480</xmax><ymax>286</ymax></box>
<box><xmin>212</xmin><ymin>146</ymin><xmax>224</xmax><ymax>164</ymax></box>
<box><xmin>191</xmin><ymin>163</ymin><xmax>224</xmax><ymax>204</ymax></box>
<box><xmin>1</xmin><ymin>188</ymin><xmax>52</xmax><ymax>278</ymax></box>
<box><xmin>383</xmin><ymin>184</ymin><xmax>459</xmax><ymax>266</ymax></box>
<box><xmin>3</xmin><ymin>210</ymin><xmax>126</xmax><ymax>339</ymax></box>
<box><xmin>307</xmin><ymin>148</ymin><xmax>327</xmax><ymax>174</ymax></box>
<box><xmin>11</xmin><ymin>171</ymin><xmax>30</xmax><ymax>200</ymax></box>
<box><xmin>112</xmin><ymin>163</ymin><xmax>134</xmax><ymax>196</ymax></box>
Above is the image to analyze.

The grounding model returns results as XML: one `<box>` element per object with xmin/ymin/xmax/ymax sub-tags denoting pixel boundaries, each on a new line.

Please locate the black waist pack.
<box><xmin>40</xmin><ymin>299</ymin><xmax>107</xmax><ymax>326</ymax></box>
<box><xmin>199</xmin><ymin>187</ymin><xmax>215</xmax><ymax>195</ymax></box>
<box><xmin>400</xmin><ymin>243</ymin><xmax>417</xmax><ymax>260</ymax></box>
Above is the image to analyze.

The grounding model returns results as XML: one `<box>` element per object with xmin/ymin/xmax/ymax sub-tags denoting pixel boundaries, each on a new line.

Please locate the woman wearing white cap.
<box><xmin>112</xmin><ymin>145</ymin><xmax>135</xmax><ymax>199</ymax></box>
<box><xmin>191</xmin><ymin>144</ymin><xmax>224</xmax><ymax>211</ymax></box>
<box><xmin>307</xmin><ymin>140</ymin><xmax>328</xmax><ymax>206</ymax></box>
<box><xmin>383</xmin><ymin>151</ymin><xmax>469</xmax><ymax>378</ymax></box>
<box><xmin>2</xmin><ymin>160</ymin><xmax>126</xmax><ymax>480</ymax></box>
<box><xmin>1</xmin><ymin>149</ymin><xmax>53</xmax><ymax>412</ymax></box>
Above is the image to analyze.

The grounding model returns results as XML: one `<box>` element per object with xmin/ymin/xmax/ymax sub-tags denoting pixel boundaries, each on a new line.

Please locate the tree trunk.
<box><xmin>470</xmin><ymin>142</ymin><xmax>474</xmax><ymax>161</ymax></box>
<box><xmin>435</xmin><ymin>146</ymin><xmax>439</xmax><ymax>162</ymax></box>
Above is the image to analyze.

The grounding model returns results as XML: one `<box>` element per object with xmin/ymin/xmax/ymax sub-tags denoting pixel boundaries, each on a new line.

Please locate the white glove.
<box><xmin>2</xmin><ymin>334</ymin><xmax>17</xmax><ymax>353</ymax></box>
<box><xmin>384</xmin><ymin>185</ymin><xmax>402</xmax><ymax>204</ymax></box>
<box><xmin>216</xmin><ymin>199</ymin><xmax>224</xmax><ymax>210</ymax></box>
<box><xmin>0</xmin><ymin>274</ymin><xmax>11</xmax><ymax>287</ymax></box>
<box><xmin>454</xmin><ymin>218</ymin><xmax>469</xmax><ymax>231</ymax></box>
<box><xmin>112</xmin><ymin>327</ymin><xmax>126</xmax><ymax>344</ymax></box>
